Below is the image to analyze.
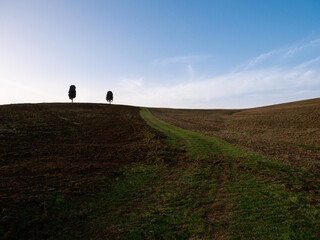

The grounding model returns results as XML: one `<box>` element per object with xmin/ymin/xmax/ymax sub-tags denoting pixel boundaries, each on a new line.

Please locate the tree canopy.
<box><xmin>106</xmin><ymin>91</ymin><xmax>113</xmax><ymax>103</ymax></box>
<box><xmin>68</xmin><ymin>85</ymin><xmax>76</xmax><ymax>103</ymax></box>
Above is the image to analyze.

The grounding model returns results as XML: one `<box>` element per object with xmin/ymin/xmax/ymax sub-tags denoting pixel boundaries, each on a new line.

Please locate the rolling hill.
<box><xmin>1</xmin><ymin>99</ymin><xmax>320</xmax><ymax>239</ymax></box>
<box><xmin>0</xmin><ymin>103</ymin><xmax>166</xmax><ymax>239</ymax></box>
<box><xmin>150</xmin><ymin>98</ymin><xmax>320</xmax><ymax>169</ymax></box>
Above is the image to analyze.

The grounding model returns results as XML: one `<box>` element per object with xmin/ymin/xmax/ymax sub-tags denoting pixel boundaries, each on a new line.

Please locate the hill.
<box><xmin>0</xmin><ymin>103</ymin><xmax>165</xmax><ymax>239</ymax></box>
<box><xmin>150</xmin><ymin>98</ymin><xmax>320</xmax><ymax>169</ymax></box>
<box><xmin>1</xmin><ymin>99</ymin><xmax>320</xmax><ymax>239</ymax></box>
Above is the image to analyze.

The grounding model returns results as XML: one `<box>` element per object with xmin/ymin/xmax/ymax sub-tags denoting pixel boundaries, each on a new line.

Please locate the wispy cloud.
<box><xmin>116</xmin><ymin>68</ymin><xmax>320</xmax><ymax>108</ymax></box>
<box><xmin>153</xmin><ymin>54</ymin><xmax>210</xmax><ymax>65</ymax></box>
<box><xmin>119</xmin><ymin>69</ymin><xmax>320</xmax><ymax>108</ymax></box>
<box><xmin>296</xmin><ymin>56</ymin><xmax>320</xmax><ymax>69</ymax></box>
<box><xmin>116</xmin><ymin>38</ymin><xmax>320</xmax><ymax>108</ymax></box>
<box><xmin>186</xmin><ymin>64</ymin><xmax>195</xmax><ymax>79</ymax></box>
<box><xmin>243</xmin><ymin>50</ymin><xmax>280</xmax><ymax>70</ymax></box>
<box><xmin>283</xmin><ymin>38</ymin><xmax>320</xmax><ymax>58</ymax></box>
<box><xmin>242</xmin><ymin>38</ymin><xmax>320</xmax><ymax>71</ymax></box>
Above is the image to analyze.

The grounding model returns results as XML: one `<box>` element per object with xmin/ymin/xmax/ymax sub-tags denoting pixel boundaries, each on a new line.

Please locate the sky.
<box><xmin>1</xmin><ymin>0</ymin><xmax>320</xmax><ymax>108</ymax></box>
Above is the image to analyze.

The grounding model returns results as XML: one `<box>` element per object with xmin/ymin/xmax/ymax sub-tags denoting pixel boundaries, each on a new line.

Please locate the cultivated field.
<box><xmin>0</xmin><ymin>103</ymin><xmax>166</xmax><ymax>239</ymax></box>
<box><xmin>150</xmin><ymin>98</ymin><xmax>320</xmax><ymax>169</ymax></box>
<box><xmin>1</xmin><ymin>100</ymin><xmax>320</xmax><ymax>239</ymax></box>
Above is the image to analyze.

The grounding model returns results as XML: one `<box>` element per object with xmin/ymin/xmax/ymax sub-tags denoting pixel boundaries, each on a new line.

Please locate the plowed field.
<box><xmin>150</xmin><ymin>98</ymin><xmax>320</xmax><ymax>170</ymax></box>
<box><xmin>0</xmin><ymin>103</ymin><xmax>165</xmax><ymax>239</ymax></box>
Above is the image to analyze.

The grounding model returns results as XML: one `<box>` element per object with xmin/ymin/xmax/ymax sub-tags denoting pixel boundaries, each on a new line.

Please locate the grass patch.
<box><xmin>88</xmin><ymin>154</ymin><xmax>225</xmax><ymax>239</ymax></box>
<box><xmin>300</xmin><ymin>143</ymin><xmax>320</xmax><ymax>152</ymax></box>
<box><xmin>139</xmin><ymin>108</ymin><xmax>320</xmax><ymax>239</ymax></box>
<box><xmin>1</xmin><ymin>192</ymin><xmax>83</xmax><ymax>239</ymax></box>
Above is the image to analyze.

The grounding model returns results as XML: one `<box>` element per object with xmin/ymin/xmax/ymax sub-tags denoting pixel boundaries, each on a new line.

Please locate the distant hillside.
<box><xmin>232</xmin><ymin>97</ymin><xmax>320</xmax><ymax>130</ymax></box>
<box><xmin>150</xmin><ymin>98</ymin><xmax>320</xmax><ymax>168</ymax></box>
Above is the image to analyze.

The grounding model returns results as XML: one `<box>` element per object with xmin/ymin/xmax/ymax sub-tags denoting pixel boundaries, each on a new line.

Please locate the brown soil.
<box><xmin>0</xmin><ymin>103</ymin><xmax>163</xmax><ymax>208</ymax></box>
<box><xmin>150</xmin><ymin>98</ymin><xmax>320</xmax><ymax>170</ymax></box>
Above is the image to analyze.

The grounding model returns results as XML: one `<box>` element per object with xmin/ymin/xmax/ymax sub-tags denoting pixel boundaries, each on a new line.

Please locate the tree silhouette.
<box><xmin>106</xmin><ymin>91</ymin><xmax>113</xmax><ymax>104</ymax></box>
<box><xmin>68</xmin><ymin>85</ymin><xmax>76</xmax><ymax>103</ymax></box>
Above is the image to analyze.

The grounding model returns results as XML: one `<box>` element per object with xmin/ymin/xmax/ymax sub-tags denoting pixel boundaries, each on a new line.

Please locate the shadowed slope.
<box><xmin>0</xmin><ymin>103</ymin><xmax>165</xmax><ymax>239</ymax></box>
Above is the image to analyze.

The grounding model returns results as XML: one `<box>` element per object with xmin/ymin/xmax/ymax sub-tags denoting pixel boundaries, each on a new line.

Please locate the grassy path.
<box><xmin>91</xmin><ymin>108</ymin><xmax>319</xmax><ymax>239</ymax></box>
<box><xmin>141</xmin><ymin>108</ymin><xmax>319</xmax><ymax>239</ymax></box>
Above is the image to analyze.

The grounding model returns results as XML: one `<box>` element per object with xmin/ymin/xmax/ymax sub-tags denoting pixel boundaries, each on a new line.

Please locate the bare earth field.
<box><xmin>150</xmin><ymin>98</ymin><xmax>320</xmax><ymax>170</ymax></box>
<box><xmin>0</xmin><ymin>103</ymin><xmax>165</xmax><ymax>239</ymax></box>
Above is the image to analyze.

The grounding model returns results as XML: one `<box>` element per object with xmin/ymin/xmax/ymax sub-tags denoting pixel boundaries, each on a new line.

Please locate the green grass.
<box><xmin>4</xmin><ymin>108</ymin><xmax>319</xmax><ymax>239</ymax></box>
<box><xmin>300</xmin><ymin>143</ymin><xmax>320</xmax><ymax>152</ymax></box>
<box><xmin>88</xmin><ymin>149</ymin><xmax>224</xmax><ymax>239</ymax></box>
<box><xmin>84</xmin><ymin>108</ymin><xmax>320</xmax><ymax>239</ymax></box>
<box><xmin>138</xmin><ymin>108</ymin><xmax>320</xmax><ymax>239</ymax></box>
<box><xmin>1</xmin><ymin>191</ymin><xmax>82</xmax><ymax>239</ymax></box>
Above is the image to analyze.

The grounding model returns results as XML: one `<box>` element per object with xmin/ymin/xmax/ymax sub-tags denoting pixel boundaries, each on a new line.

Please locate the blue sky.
<box><xmin>1</xmin><ymin>0</ymin><xmax>320</xmax><ymax>108</ymax></box>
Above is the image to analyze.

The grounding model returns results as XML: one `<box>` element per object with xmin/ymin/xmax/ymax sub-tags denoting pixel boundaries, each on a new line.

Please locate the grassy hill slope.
<box><xmin>1</xmin><ymin>99</ymin><xmax>320</xmax><ymax>239</ymax></box>
<box><xmin>150</xmin><ymin>98</ymin><xmax>320</xmax><ymax>169</ymax></box>
<box><xmin>141</xmin><ymin>108</ymin><xmax>320</xmax><ymax>239</ymax></box>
